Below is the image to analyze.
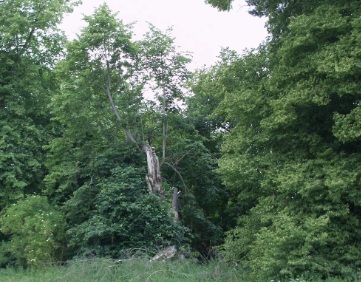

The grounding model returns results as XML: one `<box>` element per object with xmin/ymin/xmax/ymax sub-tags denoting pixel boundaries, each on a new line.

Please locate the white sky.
<box><xmin>60</xmin><ymin>0</ymin><xmax>268</xmax><ymax>69</ymax></box>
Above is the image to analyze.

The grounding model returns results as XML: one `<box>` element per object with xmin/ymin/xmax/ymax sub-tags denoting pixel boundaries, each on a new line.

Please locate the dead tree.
<box><xmin>104</xmin><ymin>61</ymin><xmax>186</xmax><ymax>225</ymax></box>
<box><xmin>144</xmin><ymin>144</ymin><xmax>163</xmax><ymax>195</ymax></box>
<box><xmin>105</xmin><ymin>64</ymin><xmax>164</xmax><ymax>196</ymax></box>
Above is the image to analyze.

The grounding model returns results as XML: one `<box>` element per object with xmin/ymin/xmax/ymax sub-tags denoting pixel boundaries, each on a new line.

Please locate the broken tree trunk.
<box><xmin>172</xmin><ymin>187</ymin><xmax>179</xmax><ymax>222</ymax></box>
<box><xmin>143</xmin><ymin>144</ymin><xmax>163</xmax><ymax>195</ymax></box>
<box><xmin>150</xmin><ymin>245</ymin><xmax>177</xmax><ymax>262</ymax></box>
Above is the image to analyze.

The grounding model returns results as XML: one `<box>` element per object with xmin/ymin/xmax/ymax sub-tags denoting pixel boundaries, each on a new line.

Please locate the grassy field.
<box><xmin>0</xmin><ymin>258</ymin><xmax>243</xmax><ymax>282</ymax></box>
<box><xmin>0</xmin><ymin>258</ymin><xmax>351</xmax><ymax>282</ymax></box>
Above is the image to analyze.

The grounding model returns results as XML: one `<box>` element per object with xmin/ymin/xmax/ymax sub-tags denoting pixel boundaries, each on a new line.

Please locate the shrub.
<box><xmin>0</xmin><ymin>195</ymin><xmax>66</xmax><ymax>268</ymax></box>
<box><xmin>66</xmin><ymin>165</ymin><xmax>188</xmax><ymax>258</ymax></box>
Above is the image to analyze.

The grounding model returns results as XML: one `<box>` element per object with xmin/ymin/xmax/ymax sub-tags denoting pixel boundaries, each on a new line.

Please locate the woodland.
<box><xmin>1</xmin><ymin>0</ymin><xmax>361</xmax><ymax>280</ymax></box>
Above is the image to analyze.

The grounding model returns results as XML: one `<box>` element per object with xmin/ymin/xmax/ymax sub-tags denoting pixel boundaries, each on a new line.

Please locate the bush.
<box><xmin>0</xmin><ymin>195</ymin><xmax>66</xmax><ymax>267</ymax></box>
<box><xmin>66</xmin><ymin>165</ymin><xmax>188</xmax><ymax>258</ymax></box>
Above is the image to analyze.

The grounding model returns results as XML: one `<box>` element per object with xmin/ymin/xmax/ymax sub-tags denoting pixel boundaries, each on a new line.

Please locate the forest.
<box><xmin>1</xmin><ymin>0</ymin><xmax>361</xmax><ymax>280</ymax></box>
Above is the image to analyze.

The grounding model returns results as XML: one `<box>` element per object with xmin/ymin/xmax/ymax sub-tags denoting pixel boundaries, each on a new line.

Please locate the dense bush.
<box><xmin>66</xmin><ymin>165</ymin><xmax>188</xmax><ymax>258</ymax></box>
<box><xmin>0</xmin><ymin>196</ymin><xmax>66</xmax><ymax>267</ymax></box>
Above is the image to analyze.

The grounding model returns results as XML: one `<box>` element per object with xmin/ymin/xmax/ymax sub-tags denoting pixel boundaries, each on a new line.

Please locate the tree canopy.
<box><xmin>197</xmin><ymin>0</ymin><xmax>361</xmax><ymax>280</ymax></box>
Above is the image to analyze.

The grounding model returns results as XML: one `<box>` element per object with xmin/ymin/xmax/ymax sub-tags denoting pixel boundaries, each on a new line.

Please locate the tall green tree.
<box><xmin>204</xmin><ymin>0</ymin><xmax>361</xmax><ymax>280</ymax></box>
<box><xmin>45</xmin><ymin>4</ymin><xmax>138</xmax><ymax>202</ymax></box>
<box><xmin>46</xmin><ymin>5</ymin><xmax>190</xmax><ymax>258</ymax></box>
<box><xmin>0</xmin><ymin>0</ymin><xmax>77</xmax><ymax>209</ymax></box>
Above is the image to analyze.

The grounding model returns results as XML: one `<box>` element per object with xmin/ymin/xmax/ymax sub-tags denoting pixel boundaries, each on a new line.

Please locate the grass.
<box><xmin>0</xmin><ymin>258</ymin><xmax>242</xmax><ymax>282</ymax></box>
<box><xmin>0</xmin><ymin>258</ymin><xmax>352</xmax><ymax>282</ymax></box>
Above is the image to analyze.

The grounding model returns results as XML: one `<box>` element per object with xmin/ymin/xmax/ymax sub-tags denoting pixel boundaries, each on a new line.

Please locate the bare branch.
<box><xmin>105</xmin><ymin>61</ymin><xmax>138</xmax><ymax>145</ymax></box>
<box><xmin>164</xmin><ymin>161</ymin><xmax>188</xmax><ymax>191</ymax></box>
<box><xmin>106</xmin><ymin>62</ymin><xmax>122</xmax><ymax>122</ymax></box>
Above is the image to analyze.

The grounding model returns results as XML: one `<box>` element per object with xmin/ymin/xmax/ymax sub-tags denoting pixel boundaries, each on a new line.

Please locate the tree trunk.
<box><xmin>143</xmin><ymin>144</ymin><xmax>163</xmax><ymax>195</ymax></box>
<box><xmin>172</xmin><ymin>187</ymin><xmax>179</xmax><ymax>222</ymax></box>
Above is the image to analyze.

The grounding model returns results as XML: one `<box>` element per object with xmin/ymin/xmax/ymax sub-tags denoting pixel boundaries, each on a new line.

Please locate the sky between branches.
<box><xmin>60</xmin><ymin>0</ymin><xmax>268</xmax><ymax>69</ymax></box>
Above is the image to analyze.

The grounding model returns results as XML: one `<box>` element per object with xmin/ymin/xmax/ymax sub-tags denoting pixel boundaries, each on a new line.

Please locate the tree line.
<box><xmin>1</xmin><ymin>0</ymin><xmax>361</xmax><ymax>280</ymax></box>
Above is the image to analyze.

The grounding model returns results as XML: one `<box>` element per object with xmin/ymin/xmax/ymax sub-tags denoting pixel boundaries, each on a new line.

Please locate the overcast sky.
<box><xmin>60</xmin><ymin>0</ymin><xmax>268</xmax><ymax>69</ymax></box>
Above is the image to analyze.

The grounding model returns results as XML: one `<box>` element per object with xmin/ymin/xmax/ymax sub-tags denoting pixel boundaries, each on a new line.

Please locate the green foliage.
<box><xmin>206</xmin><ymin>0</ymin><xmax>351</xmax><ymax>39</ymax></box>
<box><xmin>141</xmin><ymin>25</ymin><xmax>191</xmax><ymax>106</ymax></box>
<box><xmin>65</xmin><ymin>165</ymin><xmax>188</xmax><ymax>258</ymax></box>
<box><xmin>0</xmin><ymin>0</ymin><xmax>77</xmax><ymax>209</ymax></box>
<box><xmin>45</xmin><ymin>5</ymin><xmax>139</xmax><ymax>203</ymax></box>
<box><xmin>0</xmin><ymin>196</ymin><xmax>66</xmax><ymax>268</ymax></box>
<box><xmin>188</xmin><ymin>48</ymin><xmax>240</xmax><ymax>143</ymax></box>
<box><xmin>167</xmin><ymin>142</ymin><xmax>225</xmax><ymax>256</ymax></box>
<box><xmin>0</xmin><ymin>0</ymin><xmax>226</xmax><ymax>271</ymax></box>
<box><xmin>202</xmin><ymin>1</ymin><xmax>361</xmax><ymax>280</ymax></box>
<box><xmin>205</xmin><ymin>0</ymin><xmax>233</xmax><ymax>11</ymax></box>
<box><xmin>0</xmin><ymin>0</ymin><xmax>77</xmax><ymax>59</ymax></box>
<box><xmin>182</xmin><ymin>50</ymin><xmax>253</xmax><ymax>253</ymax></box>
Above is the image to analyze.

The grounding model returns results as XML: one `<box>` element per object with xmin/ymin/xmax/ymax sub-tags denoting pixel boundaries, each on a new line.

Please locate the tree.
<box><xmin>55</xmin><ymin>5</ymin><xmax>192</xmax><ymax>198</ymax></box>
<box><xmin>206</xmin><ymin>0</ymin><xmax>343</xmax><ymax>38</ymax></box>
<box><xmin>191</xmin><ymin>46</ymin><xmax>271</xmax><ymax>227</ymax></box>
<box><xmin>161</xmin><ymin>50</ymin><xmax>248</xmax><ymax>256</ymax></box>
<box><xmin>140</xmin><ymin>25</ymin><xmax>191</xmax><ymax>165</ymax></box>
<box><xmin>208</xmin><ymin>1</ymin><xmax>361</xmax><ymax>279</ymax></box>
<box><xmin>205</xmin><ymin>0</ymin><xmax>233</xmax><ymax>11</ymax></box>
<box><xmin>0</xmin><ymin>0</ymin><xmax>77</xmax><ymax>208</ymax></box>
<box><xmin>46</xmin><ymin>5</ymin><xmax>191</xmax><ymax>257</ymax></box>
<box><xmin>45</xmin><ymin>4</ymin><xmax>138</xmax><ymax>202</ymax></box>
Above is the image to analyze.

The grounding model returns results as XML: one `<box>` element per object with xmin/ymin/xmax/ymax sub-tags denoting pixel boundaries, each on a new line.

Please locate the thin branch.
<box><xmin>164</xmin><ymin>161</ymin><xmax>188</xmax><ymax>191</ymax></box>
<box><xmin>105</xmin><ymin>61</ymin><xmax>138</xmax><ymax>145</ymax></box>
<box><xmin>171</xmin><ymin>150</ymin><xmax>192</xmax><ymax>167</ymax></box>
<box><xmin>106</xmin><ymin>62</ymin><xmax>122</xmax><ymax>122</ymax></box>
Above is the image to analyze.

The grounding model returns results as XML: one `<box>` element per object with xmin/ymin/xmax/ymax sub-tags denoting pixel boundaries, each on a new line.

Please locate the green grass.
<box><xmin>0</xmin><ymin>258</ymin><xmax>352</xmax><ymax>282</ymax></box>
<box><xmin>0</xmin><ymin>258</ymin><xmax>242</xmax><ymax>282</ymax></box>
